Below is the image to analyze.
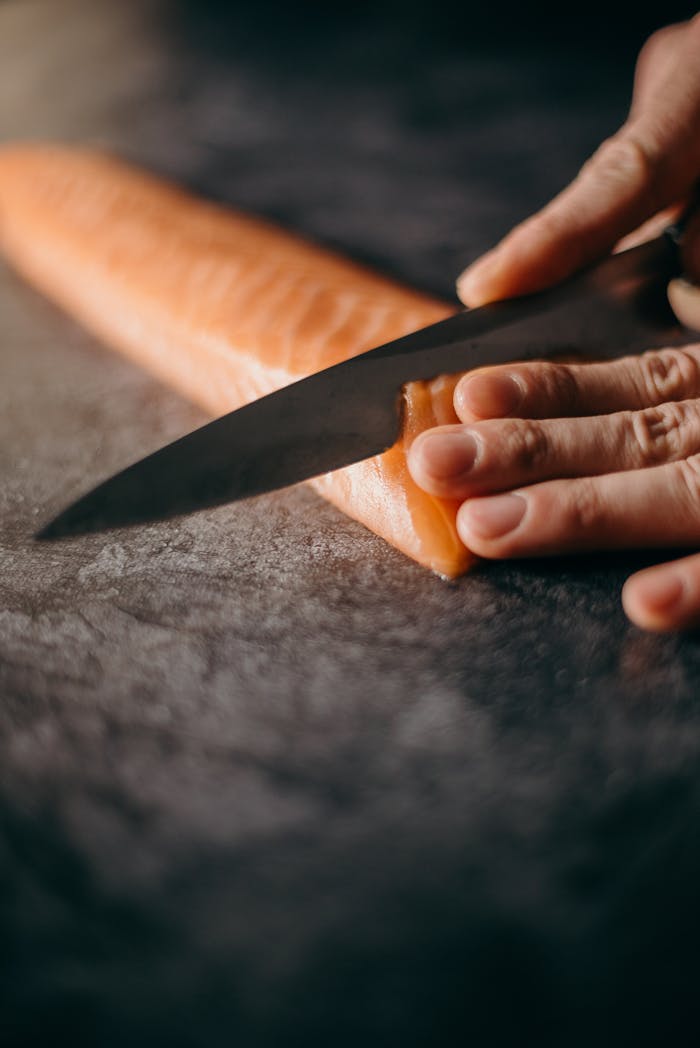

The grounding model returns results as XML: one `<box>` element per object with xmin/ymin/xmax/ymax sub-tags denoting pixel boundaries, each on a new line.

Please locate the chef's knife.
<box><xmin>38</xmin><ymin>229</ymin><xmax>696</xmax><ymax>539</ymax></box>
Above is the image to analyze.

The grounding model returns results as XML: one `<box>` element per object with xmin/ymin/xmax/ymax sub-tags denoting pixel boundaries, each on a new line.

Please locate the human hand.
<box><xmin>409</xmin><ymin>18</ymin><xmax>700</xmax><ymax>632</ymax></box>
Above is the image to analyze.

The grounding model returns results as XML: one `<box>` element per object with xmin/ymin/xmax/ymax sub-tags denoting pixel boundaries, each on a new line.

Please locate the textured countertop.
<box><xmin>2</xmin><ymin>2</ymin><xmax>700</xmax><ymax>1045</ymax></box>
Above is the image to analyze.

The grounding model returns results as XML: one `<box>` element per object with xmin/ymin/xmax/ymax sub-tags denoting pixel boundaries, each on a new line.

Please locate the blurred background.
<box><xmin>3</xmin><ymin>1</ymin><xmax>700</xmax><ymax>1046</ymax></box>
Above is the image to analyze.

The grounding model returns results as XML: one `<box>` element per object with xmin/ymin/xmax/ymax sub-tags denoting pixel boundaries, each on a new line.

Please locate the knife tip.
<box><xmin>34</xmin><ymin>497</ymin><xmax>109</xmax><ymax>541</ymax></box>
<box><xmin>34</xmin><ymin>521</ymin><xmax>59</xmax><ymax>542</ymax></box>
<box><xmin>34</xmin><ymin>513</ymin><xmax>89</xmax><ymax>541</ymax></box>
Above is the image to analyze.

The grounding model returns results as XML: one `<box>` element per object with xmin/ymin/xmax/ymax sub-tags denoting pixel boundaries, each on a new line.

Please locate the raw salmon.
<box><xmin>0</xmin><ymin>144</ymin><xmax>474</xmax><ymax>576</ymax></box>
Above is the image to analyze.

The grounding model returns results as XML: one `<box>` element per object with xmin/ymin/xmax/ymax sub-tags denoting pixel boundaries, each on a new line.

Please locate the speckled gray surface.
<box><xmin>3</xmin><ymin>1</ymin><xmax>700</xmax><ymax>1045</ymax></box>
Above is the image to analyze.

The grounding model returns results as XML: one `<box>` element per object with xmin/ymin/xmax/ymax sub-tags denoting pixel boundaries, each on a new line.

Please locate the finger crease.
<box><xmin>640</xmin><ymin>349</ymin><xmax>700</xmax><ymax>404</ymax></box>
<box><xmin>632</xmin><ymin>405</ymin><xmax>686</xmax><ymax>464</ymax></box>
<box><xmin>566</xmin><ymin>481</ymin><xmax>600</xmax><ymax>535</ymax></box>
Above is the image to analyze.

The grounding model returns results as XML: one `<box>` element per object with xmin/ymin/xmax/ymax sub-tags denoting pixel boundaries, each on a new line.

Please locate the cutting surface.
<box><xmin>2</xmin><ymin>2</ymin><xmax>700</xmax><ymax>1045</ymax></box>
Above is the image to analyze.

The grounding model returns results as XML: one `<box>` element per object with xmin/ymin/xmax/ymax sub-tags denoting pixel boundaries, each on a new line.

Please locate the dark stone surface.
<box><xmin>2</xmin><ymin>1</ymin><xmax>700</xmax><ymax>1045</ymax></box>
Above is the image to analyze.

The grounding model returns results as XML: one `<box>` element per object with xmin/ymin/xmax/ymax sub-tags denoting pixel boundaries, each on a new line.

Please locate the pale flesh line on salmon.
<box><xmin>0</xmin><ymin>145</ymin><xmax>474</xmax><ymax>576</ymax></box>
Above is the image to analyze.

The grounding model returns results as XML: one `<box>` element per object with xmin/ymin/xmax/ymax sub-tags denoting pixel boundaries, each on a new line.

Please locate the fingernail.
<box><xmin>457</xmin><ymin>372</ymin><xmax>524</xmax><ymax>419</ymax></box>
<box><xmin>415</xmin><ymin>431</ymin><xmax>478</xmax><ymax>480</ymax></box>
<box><xmin>462</xmin><ymin>493</ymin><xmax>526</xmax><ymax>539</ymax></box>
<box><xmin>630</xmin><ymin>571</ymin><xmax>685</xmax><ymax>614</ymax></box>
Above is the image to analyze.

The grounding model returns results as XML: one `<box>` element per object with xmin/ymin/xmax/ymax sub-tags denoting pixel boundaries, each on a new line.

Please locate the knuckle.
<box><xmin>687</xmin><ymin>14</ymin><xmax>700</xmax><ymax>42</ymax></box>
<box><xmin>638</xmin><ymin>24</ymin><xmax>679</xmax><ymax>68</ymax></box>
<box><xmin>540</xmin><ymin>362</ymin><xmax>580</xmax><ymax>411</ymax></box>
<box><xmin>631</xmin><ymin>402</ymin><xmax>695</xmax><ymax>464</ymax></box>
<box><xmin>638</xmin><ymin>348</ymin><xmax>700</xmax><ymax>403</ymax></box>
<box><xmin>502</xmin><ymin>419</ymin><xmax>550</xmax><ymax>470</ymax></box>
<box><xmin>563</xmin><ymin>479</ymin><xmax>601</xmax><ymax>536</ymax></box>
<box><xmin>582</xmin><ymin>133</ymin><xmax>655</xmax><ymax>189</ymax></box>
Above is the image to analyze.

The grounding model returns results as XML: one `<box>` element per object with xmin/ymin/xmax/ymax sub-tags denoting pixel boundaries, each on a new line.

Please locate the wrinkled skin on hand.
<box><xmin>409</xmin><ymin>16</ymin><xmax>700</xmax><ymax>633</ymax></box>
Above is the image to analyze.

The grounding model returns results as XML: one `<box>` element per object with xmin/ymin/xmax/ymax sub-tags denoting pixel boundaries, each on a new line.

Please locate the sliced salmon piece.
<box><xmin>0</xmin><ymin>144</ymin><xmax>474</xmax><ymax>576</ymax></box>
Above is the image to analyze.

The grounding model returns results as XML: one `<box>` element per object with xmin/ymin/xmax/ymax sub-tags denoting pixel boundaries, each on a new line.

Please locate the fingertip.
<box><xmin>407</xmin><ymin>428</ymin><xmax>478</xmax><ymax>497</ymax></box>
<box><xmin>621</xmin><ymin>569</ymin><xmax>686</xmax><ymax>632</ymax></box>
<box><xmin>456</xmin><ymin>274</ymin><xmax>487</xmax><ymax>309</ymax></box>
<box><xmin>455</xmin><ymin>501</ymin><xmax>474</xmax><ymax>551</ymax></box>
<box><xmin>456</xmin><ymin>492</ymin><xmax>527</xmax><ymax>556</ymax></box>
<box><xmin>406</xmin><ymin>432</ymin><xmax>431</xmax><ymax>490</ymax></box>
<box><xmin>456</xmin><ymin>252</ymin><xmax>500</xmax><ymax>307</ymax></box>
<box><xmin>456</xmin><ymin>219</ymin><xmax>563</xmax><ymax>306</ymax></box>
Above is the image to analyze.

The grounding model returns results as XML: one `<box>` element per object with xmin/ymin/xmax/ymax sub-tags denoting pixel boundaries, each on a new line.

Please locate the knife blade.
<box><xmin>37</xmin><ymin>230</ymin><xmax>693</xmax><ymax>540</ymax></box>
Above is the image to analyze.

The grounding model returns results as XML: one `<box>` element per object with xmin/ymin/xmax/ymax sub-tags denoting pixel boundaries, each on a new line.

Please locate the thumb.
<box><xmin>457</xmin><ymin>20</ymin><xmax>700</xmax><ymax>308</ymax></box>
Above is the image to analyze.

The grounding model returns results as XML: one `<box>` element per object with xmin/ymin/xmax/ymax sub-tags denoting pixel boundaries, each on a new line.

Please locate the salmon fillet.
<box><xmin>0</xmin><ymin>144</ymin><xmax>474</xmax><ymax>576</ymax></box>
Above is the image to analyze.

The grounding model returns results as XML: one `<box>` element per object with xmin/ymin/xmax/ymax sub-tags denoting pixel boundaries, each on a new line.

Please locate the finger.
<box><xmin>457</xmin><ymin>20</ymin><xmax>700</xmax><ymax>307</ymax></box>
<box><xmin>456</xmin><ymin>454</ymin><xmax>700</xmax><ymax>559</ymax></box>
<box><xmin>623</xmin><ymin>552</ymin><xmax>700</xmax><ymax>632</ymax></box>
<box><xmin>408</xmin><ymin>401</ymin><xmax>700</xmax><ymax>500</ymax></box>
<box><xmin>453</xmin><ymin>345</ymin><xmax>700</xmax><ymax>423</ymax></box>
